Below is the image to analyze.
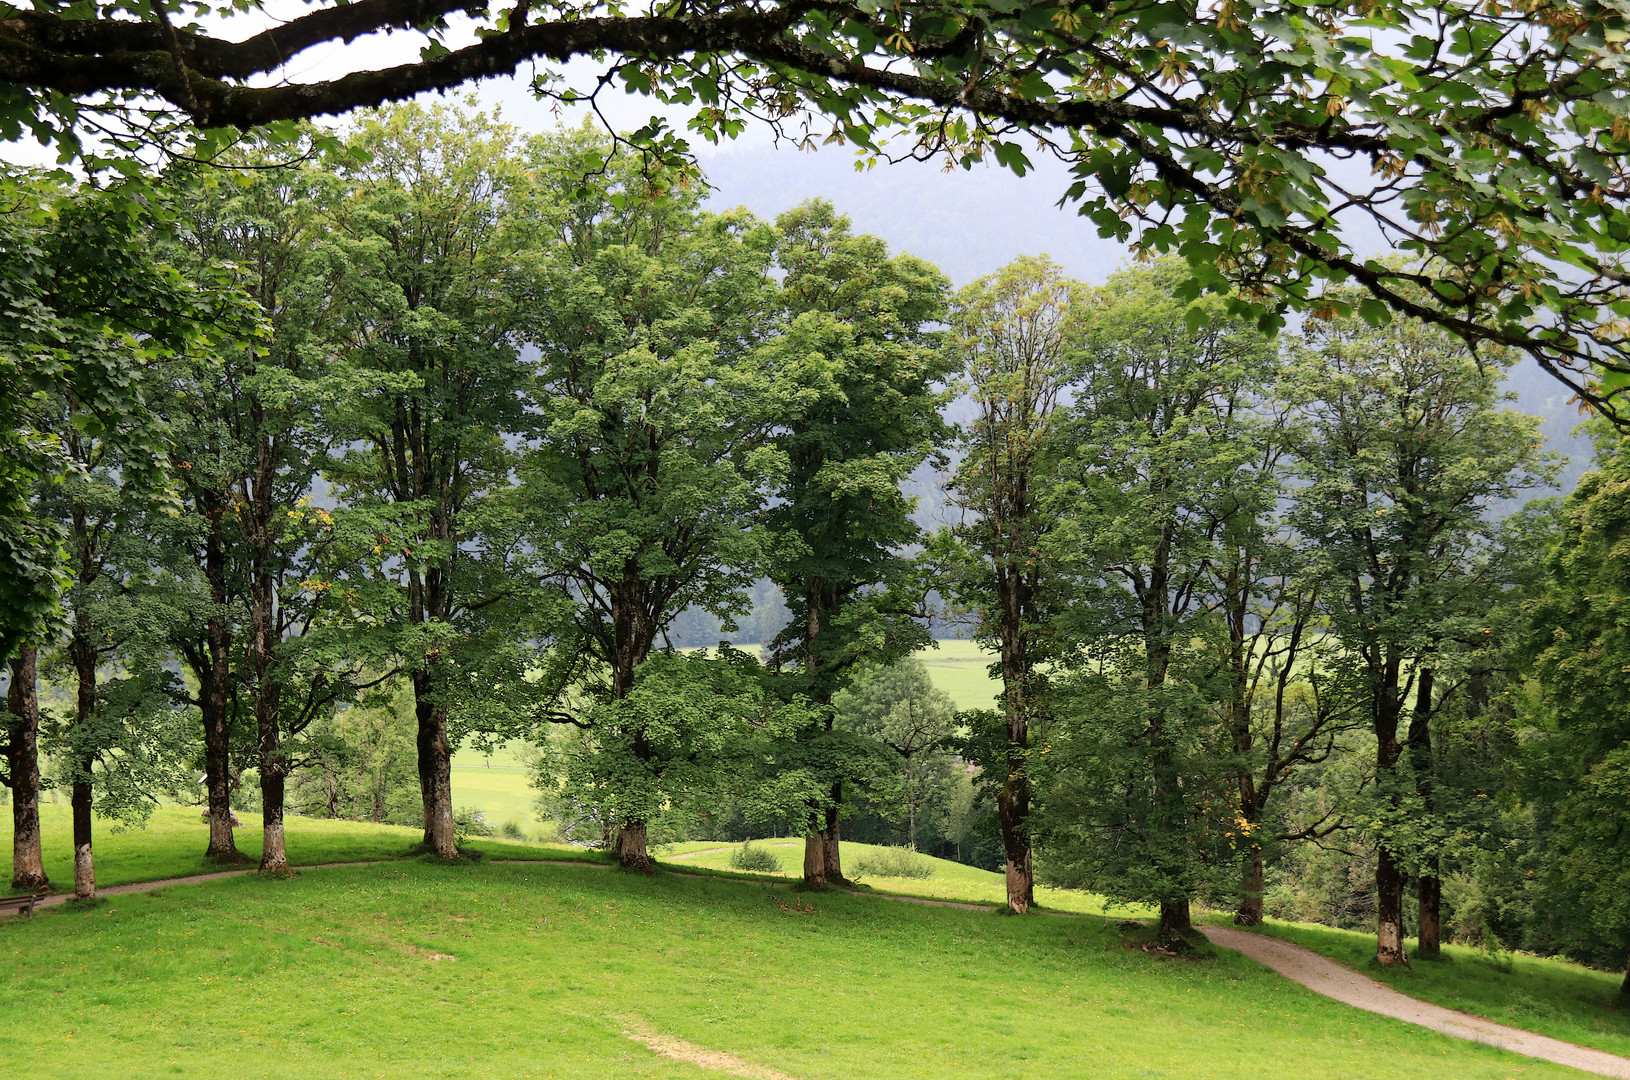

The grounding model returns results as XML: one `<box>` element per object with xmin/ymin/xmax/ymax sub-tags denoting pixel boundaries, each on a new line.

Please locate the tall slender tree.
<box><xmin>324</xmin><ymin>103</ymin><xmax>530</xmax><ymax>859</ymax></box>
<box><xmin>761</xmin><ymin>199</ymin><xmax>952</xmax><ymax>887</ymax></box>
<box><xmin>937</xmin><ymin>255</ymin><xmax>1083</xmax><ymax>914</ymax></box>
<box><xmin>1036</xmin><ymin>260</ymin><xmax>1276</xmax><ymax>937</ymax></box>
<box><xmin>175</xmin><ymin>145</ymin><xmax>356</xmax><ymax>874</ymax></box>
<box><xmin>516</xmin><ymin>133</ymin><xmax>784</xmax><ymax>870</ymax></box>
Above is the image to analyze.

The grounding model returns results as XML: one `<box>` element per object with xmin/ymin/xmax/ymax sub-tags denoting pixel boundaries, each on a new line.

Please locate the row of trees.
<box><xmin>936</xmin><ymin>257</ymin><xmax>1554</xmax><ymax>961</ymax></box>
<box><xmin>0</xmin><ymin>102</ymin><xmax>953</xmax><ymax>894</ymax></box>
<box><xmin>5</xmin><ymin>103</ymin><xmax>1630</xmax><ymax>984</ymax></box>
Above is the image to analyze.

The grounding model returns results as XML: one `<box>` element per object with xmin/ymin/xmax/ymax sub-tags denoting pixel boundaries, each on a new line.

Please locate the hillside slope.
<box><xmin>0</xmin><ymin>854</ymin><xmax>1588</xmax><ymax>1080</ymax></box>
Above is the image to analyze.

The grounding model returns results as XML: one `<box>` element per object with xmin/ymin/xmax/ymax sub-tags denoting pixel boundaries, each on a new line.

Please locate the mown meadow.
<box><xmin>0</xmin><ymin>836</ymin><xmax>1590</xmax><ymax>1080</ymax></box>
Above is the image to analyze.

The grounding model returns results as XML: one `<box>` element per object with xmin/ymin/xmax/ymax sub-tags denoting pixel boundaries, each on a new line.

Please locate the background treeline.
<box><xmin>3</xmin><ymin>103</ymin><xmax>1628</xmax><ymax>982</ymax></box>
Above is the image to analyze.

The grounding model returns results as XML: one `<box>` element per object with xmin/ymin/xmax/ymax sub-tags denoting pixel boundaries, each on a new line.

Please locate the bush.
<box><xmin>852</xmin><ymin>846</ymin><xmax>936</xmax><ymax>880</ymax></box>
<box><xmin>499</xmin><ymin>819</ymin><xmax>525</xmax><ymax>840</ymax></box>
<box><xmin>453</xmin><ymin>806</ymin><xmax>493</xmax><ymax>845</ymax></box>
<box><xmin>729</xmin><ymin>841</ymin><xmax>783</xmax><ymax>873</ymax></box>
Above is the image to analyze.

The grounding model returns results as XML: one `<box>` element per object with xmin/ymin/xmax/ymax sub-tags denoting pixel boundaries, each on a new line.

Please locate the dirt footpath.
<box><xmin>1201</xmin><ymin>925</ymin><xmax>1630</xmax><ymax>1079</ymax></box>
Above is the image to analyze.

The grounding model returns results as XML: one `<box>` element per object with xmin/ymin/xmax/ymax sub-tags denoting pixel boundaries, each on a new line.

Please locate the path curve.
<box><xmin>1200</xmin><ymin>925</ymin><xmax>1630</xmax><ymax>1079</ymax></box>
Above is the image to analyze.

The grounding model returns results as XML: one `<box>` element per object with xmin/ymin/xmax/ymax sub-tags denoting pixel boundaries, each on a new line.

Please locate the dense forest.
<box><xmin>5</xmin><ymin>103</ymin><xmax>1630</xmax><ymax>985</ymax></box>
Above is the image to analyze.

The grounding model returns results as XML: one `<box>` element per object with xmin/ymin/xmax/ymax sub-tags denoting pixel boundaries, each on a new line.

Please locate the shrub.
<box><xmin>500</xmin><ymin>819</ymin><xmax>525</xmax><ymax>840</ymax></box>
<box><xmin>453</xmin><ymin>806</ymin><xmax>493</xmax><ymax>845</ymax></box>
<box><xmin>729</xmin><ymin>842</ymin><xmax>783</xmax><ymax>873</ymax></box>
<box><xmin>852</xmin><ymin>847</ymin><xmax>936</xmax><ymax>880</ymax></box>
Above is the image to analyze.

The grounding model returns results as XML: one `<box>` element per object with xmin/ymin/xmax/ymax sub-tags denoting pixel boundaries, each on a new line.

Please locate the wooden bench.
<box><xmin>0</xmin><ymin>892</ymin><xmax>46</xmax><ymax>918</ymax></box>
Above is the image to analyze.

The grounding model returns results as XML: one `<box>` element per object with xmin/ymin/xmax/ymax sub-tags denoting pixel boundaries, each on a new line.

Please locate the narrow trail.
<box><xmin>1200</xmin><ymin>925</ymin><xmax>1630</xmax><ymax>1079</ymax></box>
<box><xmin>9</xmin><ymin>859</ymin><xmax>402</xmax><ymax>915</ymax></box>
<box><xmin>5</xmin><ymin>857</ymin><xmax>613</xmax><ymax>916</ymax></box>
<box><xmin>11</xmin><ymin>852</ymin><xmax>1630</xmax><ymax>1078</ymax></box>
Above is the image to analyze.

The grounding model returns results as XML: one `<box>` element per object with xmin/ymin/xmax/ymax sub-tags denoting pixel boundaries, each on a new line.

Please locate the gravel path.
<box><xmin>1201</xmin><ymin>925</ymin><xmax>1630</xmax><ymax>1079</ymax></box>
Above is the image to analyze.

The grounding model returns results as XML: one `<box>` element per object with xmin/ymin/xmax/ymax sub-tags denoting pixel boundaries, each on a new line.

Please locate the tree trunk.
<box><xmin>994</xmin><ymin>737</ymin><xmax>1035</xmax><ymax>912</ymax></box>
<box><xmin>1621</xmin><ymin>964</ymin><xmax>1630</xmax><ymax>997</ymax></box>
<box><xmin>803</xmin><ymin>831</ymin><xmax>827</xmax><ymax>888</ymax></box>
<box><xmin>202</xmin><ymin>613</ymin><xmax>243</xmax><ymax>863</ymax></box>
<box><xmin>616</xmin><ymin>822</ymin><xmax>651</xmax><ymax>871</ymax></box>
<box><xmin>822</xmin><ymin>797</ymin><xmax>846</xmax><ymax>885</ymax></box>
<box><xmin>412</xmin><ymin>668</ymin><xmax>457</xmax><ymax>859</ymax></box>
<box><xmin>72</xmin><ymin>759</ymin><xmax>94</xmax><ymax>900</ymax></box>
<box><xmin>1408</xmin><ymin>668</ymin><xmax>1440</xmax><ymax>958</ymax></box>
<box><xmin>1159</xmin><ymin>898</ymin><xmax>1192</xmax><ymax>938</ymax></box>
<box><xmin>1376</xmin><ymin>846</ymin><xmax>1408</xmax><ymax>965</ymax></box>
<box><xmin>1374</xmin><ymin>654</ymin><xmax>1408</xmax><ymax>965</ymax></box>
<box><xmin>6</xmin><ymin>645</ymin><xmax>48</xmax><ymax>892</ymax></box>
<box><xmin>251</xmin><ymin>550</ymin><xmax>291</xmax><ymax>875</ymax></box>
<box><xmin>1235</xmin><ymin>848</ymin><xmax>1265</xmax><ymax>926</ymax></box>
<box><xmin>1417</xmin><ymin>859</ymin><xmax>1442</xmax><ymax>958</ymax></box>
<box><xmin>69</xmin><ymin>628</ymin><xmax>98</xmax><ymax>898</ymax></box>
<box><xmin>998</xmin><ymin>785</ymin><xmax>1033</xmax><ymax>915</ymax></box>
<box><xmin>260</xmin><ymin>768</ymin><xmax>290</xmax><ymax>876</ymax></box>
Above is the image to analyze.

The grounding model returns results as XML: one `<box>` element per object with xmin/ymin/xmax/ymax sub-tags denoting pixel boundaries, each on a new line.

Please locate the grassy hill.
<box><xmin>3</xmin><ymin>811</ymin><xmax>1628</xmax><ymax>1076</ymax></box>
<box><xmin>659</xmin><ymin>839</ymin><xmax>1136</xmax><ymax>915</ymax></box>
<box><xmin>0</xmin><ymin>805</ymin><xmax>594</xmax><ymax>889</ymax></box>
<box><xmin>0</xmin><ymin>836</ymin><xmax>1589</xmax><ymax>1079</ymax></box>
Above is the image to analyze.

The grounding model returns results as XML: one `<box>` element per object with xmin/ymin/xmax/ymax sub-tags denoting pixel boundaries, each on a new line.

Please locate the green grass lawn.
<box><xmin>1238</xmin><ymin>917</ymin><xmax>1630</xmax><ymax>1059</ymax></box>
<box><xmin>915</xmin><ymin>638</ymin><xmax>1001</xmax><ymax>711</ymax></box>
<box><xmin>449</xmin><ymin>766</ymin><xmax>544</xmax><ymax>835</ymax></box>
<box><xmin>2</xmin><ymin>805</ymin><xmax>597</xmax><ymax>891</ymax></box>
<box><xmin>656</xmin><ymin>839</ymin><xmax>1144</xmax><ymax>917</ymax></box>
<box><xmin>0</xmin><ymin>853</ymin><xmax>1582</xmax><ymax>1080</ymax></box>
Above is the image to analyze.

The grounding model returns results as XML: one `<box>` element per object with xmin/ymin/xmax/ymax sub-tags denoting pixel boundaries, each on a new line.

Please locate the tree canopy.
<box><xmin>7</xmin><ymin>0</ymin><xmax>1630</xmax><ymax>413</ymax></box>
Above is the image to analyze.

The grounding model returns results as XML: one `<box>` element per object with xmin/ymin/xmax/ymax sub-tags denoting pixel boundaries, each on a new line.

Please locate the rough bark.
<box><xmin>72</xmin><ymin>760</ymin><xmax>95</xmax><ymax>900</ymax></box>
<box><xmin>616</xmin><ymin>822</ymin><xmax>652</xmax><ymax>871</ymax></box>
<box><xmin>412</xmin><ymin>666</ymin><xmax>457</xmax><ymax>859</ymax></box>
<box><xmin>201</xmin><ymin>654</ymin><xmax>242</xmax><ymax>860</ymax></box>
<box><xmin>997</xmin><ymin>784</ymin><xmax>1033</xmax><ymax>914</ymax></box>
<box><xmin>5</xmin><ymin>645</ymin><xmax>48</xmax><ymax>892</ymax></box>
<box><xmin>1417</xmin><ymin>859</ymin><xmax>1442</xmax><ymax>959</ymax></box>
<box><xmin>1235</xmin><ymin>848</ymin><xmax>1265</xmax><ymax>926</ymax></box>
<box><xmin>1376</xmin><ymin>846</ymin><xmax>1409</xmax><ymax>966</ymax></box>
<box><xmin>995</xmin><ymin>579</ymin><xmax>1036</xmax><ymax>915</ymax></box>
<box><xmin>822</xmin><ymin>798</ymin><xmax>847</xmax><ymax>885</ymax></box>
<box><xmin>260</xmin><ymin>769</ymin><xmax>290</xmax><ymax>876</ymax></box>
<box><xmin>201</xmin><ymin>509</ymin><xmax>244</xmax><ymax>863</ymax></box>
<box><xmin>1409</xmin><ymin>667</ymin><xmax>1440</xmax><ymax>958</ymax></box>
<box><xmin>248</xmin><ymin>407</ymin><xmax>294</xmax><ymax>877</ymax></box>
<box><xmin>1374</xmin><ymin>653</ymin><xmax>1408</xmax><ymax>965</ymax></box>
<box><xmin>68</xmin><ymin>620</ymin><xmax>99</xmax><ymax>899</ymax></box>
<box><xmin>802</xmin><ymin>830</ymin><xmax>827</xmax><ymax>889</ymax></box>
<box><xmin>1159</xmin><ymin>898</ymin><xmax>1192</xmax><ymax>938</ymax></box>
